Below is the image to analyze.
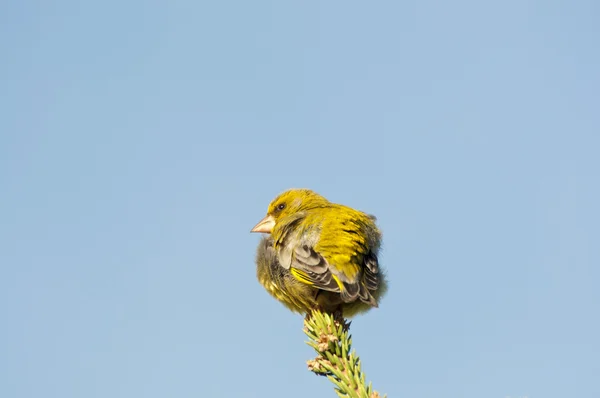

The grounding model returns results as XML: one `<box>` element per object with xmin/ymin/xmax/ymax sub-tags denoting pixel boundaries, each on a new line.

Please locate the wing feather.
<box><xmin>288</xmin><ymin>239</ymin><xmax>380</xmax><ymax>306</ymax></box>
<box><xmin>273</xmin><ymin>210</ymin><xmax>381</xmax><ymax>307</ymax></box>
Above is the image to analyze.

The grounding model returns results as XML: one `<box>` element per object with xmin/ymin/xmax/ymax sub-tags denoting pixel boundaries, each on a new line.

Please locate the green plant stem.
<box><xmin>303</xmin><ymin>310</ymin><xmax>386</xmax><ymax>398</ymax></box>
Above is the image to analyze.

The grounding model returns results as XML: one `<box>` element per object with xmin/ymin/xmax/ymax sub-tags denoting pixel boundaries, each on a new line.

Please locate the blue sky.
<box><xmin>1</xmin><ymin>1</ymin><xmax>598</xmax><ymax>397</ymax></box>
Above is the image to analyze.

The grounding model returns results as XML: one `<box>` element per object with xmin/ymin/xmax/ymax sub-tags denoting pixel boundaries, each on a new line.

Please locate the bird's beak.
<box><xmin>251</xmin><ymin>214</ymin><xmax>275</xmax><ymax>233</ymax></box>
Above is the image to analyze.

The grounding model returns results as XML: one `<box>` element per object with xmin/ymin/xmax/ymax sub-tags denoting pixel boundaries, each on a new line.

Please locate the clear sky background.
<box><xmin>1</xmin><ymin>1</ymin><xmax>598</xmax><ymax>398</ymax></box>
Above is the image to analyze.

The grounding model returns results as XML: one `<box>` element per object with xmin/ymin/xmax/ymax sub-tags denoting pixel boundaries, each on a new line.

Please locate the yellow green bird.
<box><xmin>251</xmin><ymin>189</ymin><xmax>387</xmax><ymax>317</ymax></box>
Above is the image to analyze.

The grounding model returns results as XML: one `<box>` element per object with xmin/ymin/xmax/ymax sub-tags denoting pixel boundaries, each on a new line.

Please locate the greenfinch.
<box><xmin>251</xmin><ymin>189</ymin><xmax>387</xmax><ymax>317</ymax></box>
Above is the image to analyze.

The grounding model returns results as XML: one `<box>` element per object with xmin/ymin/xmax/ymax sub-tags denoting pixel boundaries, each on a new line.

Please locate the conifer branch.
<box><xmin>303</xmin><ymin>310</ymin><xmax>386</xmax><ymax>398</ymax></box>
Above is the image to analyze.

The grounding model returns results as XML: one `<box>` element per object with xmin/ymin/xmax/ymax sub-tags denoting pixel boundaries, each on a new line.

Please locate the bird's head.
<box><xmin>250</xmin><ymin>189</ymin><xmax>330</xmax><ymax>234</ymax></box>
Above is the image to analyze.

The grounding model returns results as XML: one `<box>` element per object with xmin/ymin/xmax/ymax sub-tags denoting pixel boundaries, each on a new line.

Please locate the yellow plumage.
<box><xmin>252</xmin><ymin>189</ymin><xmax>387</xmax><ymax>317</ymax></box>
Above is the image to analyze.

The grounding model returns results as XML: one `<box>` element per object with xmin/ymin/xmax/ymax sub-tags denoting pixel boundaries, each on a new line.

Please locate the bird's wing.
<box><xmin>288</xmin><ymin>242</ymin><xmax>342</xmax><ymax>293</ymax></box>
<box><xmin>282</xmin><ymin>233</ymin><xmax>380</xmax><ymax>306</ymax></box>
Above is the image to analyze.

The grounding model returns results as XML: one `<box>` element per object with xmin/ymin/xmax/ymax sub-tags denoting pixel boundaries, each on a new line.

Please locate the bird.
<box><xmin>251</xmin><ymin>189</ymin><xmax>387</xmax><ymax>317</ymax></box>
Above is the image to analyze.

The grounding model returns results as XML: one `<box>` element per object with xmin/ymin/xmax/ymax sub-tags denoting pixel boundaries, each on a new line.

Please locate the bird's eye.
<box><xmin>277</xmin><ymin>203</ymin><xmax>286</xmax><ymax>211</ymax></box>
